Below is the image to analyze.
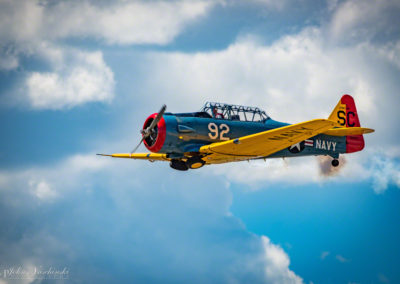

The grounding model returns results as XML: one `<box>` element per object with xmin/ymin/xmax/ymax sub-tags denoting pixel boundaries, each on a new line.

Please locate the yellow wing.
<box><xmin>97</xmin><ymin>153</ymin><xmax>171</xmax><ymax>161</ymax></box>
<box><xmin>200</xmin><ymin>119</ymin><xmax>336</xmax><ymax>164</ymax></box>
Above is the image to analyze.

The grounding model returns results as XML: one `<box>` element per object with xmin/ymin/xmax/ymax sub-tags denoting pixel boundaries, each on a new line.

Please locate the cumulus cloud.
<box><xmin>142</xmin><ymin>28</ymin><xmax>385</xmax><ymax>124</ymax></box>
<box><xmin>0</xmin><ymin>0</ymin><xmax>216</xmax><ymax>109</ymax></box>
<box><xmin>24</xmin><ymin>43</ymin><xmax>115</xmax><ymax>110</ymax></box>
<box><xmin>0</xmin><ymin>154</ymin><xmax>112</xmax><ymax>203</ymax></box>
<box><xmin>369</xmin><ymin>155</ymin><xmax>400</xmax><ymax>194</ymax></box>
<box><xmin>262</xmin><ymin>236</ymin><xmax>303</xmax><ymax>283</ymax></box>
<box><xmin>0</xmin><ymin>154</ymin><xmax>302</xmax><ymax>283</ymax></box>
<box><xmin>0</xmin><ymin>0</ymin><xmax>214</xmax><ymax>46</ymax></box>
<box><xmin>0</xmin><ymin>41</ymin><xmax>115</xmax><ymax>110</ymax></box>
<box><xmin>202</xmin><ymin>157</ymin><xmax>321</xmax><ymax>188</ymax></box>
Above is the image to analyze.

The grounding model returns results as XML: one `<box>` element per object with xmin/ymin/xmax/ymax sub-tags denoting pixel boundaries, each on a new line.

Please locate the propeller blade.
<box><xmin>130</xmin><ymin>137</ymin><xmax>144</xmax><ymax>155</ymax></box>
<box><xmin>144</xmin><ymin>104</ymin><xmax>166</xmax><ymax>137</ymax></box>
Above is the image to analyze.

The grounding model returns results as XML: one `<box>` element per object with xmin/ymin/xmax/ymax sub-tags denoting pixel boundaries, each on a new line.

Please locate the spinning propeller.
<box><xmin>130</xmin><ymin>104</ymin><xmax>167</xmax><ymax>156</ymax></box>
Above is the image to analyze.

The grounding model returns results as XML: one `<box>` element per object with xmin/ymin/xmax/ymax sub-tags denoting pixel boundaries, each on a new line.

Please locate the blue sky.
<box><xmin>1</xmin><ymin>0</ymin><xmax>400</xmax><ymax>283</ymax></box>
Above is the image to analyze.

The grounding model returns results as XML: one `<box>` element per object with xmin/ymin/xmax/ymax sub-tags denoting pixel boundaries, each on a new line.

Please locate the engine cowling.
<box><xmin>142</xmin><ymin>113</ymin><xmax>166</xmax><ymax>152</ymax></box>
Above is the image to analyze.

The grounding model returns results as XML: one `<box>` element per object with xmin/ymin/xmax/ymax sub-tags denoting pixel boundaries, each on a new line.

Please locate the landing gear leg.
<box><xmin>331</xmin><ymin>159</ymin><xmax>339</xmax><ymax>167</ymax></box>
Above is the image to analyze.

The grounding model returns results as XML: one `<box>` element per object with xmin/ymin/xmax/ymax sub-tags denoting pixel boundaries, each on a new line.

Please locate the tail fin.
<box><xmin>328</xmin><ymin>94</ymin><xmax>364</xmax><ymax>153</ymax></box>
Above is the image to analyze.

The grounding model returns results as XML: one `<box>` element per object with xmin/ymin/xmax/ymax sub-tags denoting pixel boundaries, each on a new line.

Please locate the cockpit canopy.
<box><xmin>200</xmin><ymin>102</ymin><xmax>269</xmax><ymax>122</ymax></box>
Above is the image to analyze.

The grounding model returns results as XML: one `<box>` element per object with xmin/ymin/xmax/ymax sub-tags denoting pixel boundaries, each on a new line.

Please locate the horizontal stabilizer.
<box><xmin>323</xmin><ymin>127</ymin><xmax>375</xmax><ymax>136</ymax></box>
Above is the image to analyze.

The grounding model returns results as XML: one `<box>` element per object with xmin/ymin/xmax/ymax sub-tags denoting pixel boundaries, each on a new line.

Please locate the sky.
<box><xmin>0</xmin><ymin>0</ymin><xmax>400</xmax><ymax>283</ymax></box>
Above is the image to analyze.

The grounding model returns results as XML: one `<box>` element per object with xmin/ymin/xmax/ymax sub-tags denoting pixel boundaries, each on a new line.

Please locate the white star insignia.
<box><xmin>290</xmin><ymin>143</ymin><xmax>301</xmax><ymax>151</ymax></box>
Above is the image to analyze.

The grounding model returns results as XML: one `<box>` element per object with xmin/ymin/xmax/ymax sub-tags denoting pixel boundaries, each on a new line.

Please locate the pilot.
<box><xmin>212</xmin><ymin>106</ymin><xmax>224</xmax><ymax>119</ymax></box>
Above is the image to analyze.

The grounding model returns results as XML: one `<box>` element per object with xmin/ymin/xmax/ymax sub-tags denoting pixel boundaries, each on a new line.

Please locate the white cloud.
<box><xmin>200</xmin><ymin>151</ymin><xmax>359</xmax><ymax>188</ymax></box>
<box><xmin>142</xmin><ymin>28</ymin><xmax>384</xmax><ymax>123</ymax></box>
<box><xmin>203</xmin><ymin>157</ymin><xmax>321</xmax><ymax>188</ymax></box>
<box><xmin>24</xmin><ymin>44</ymin><xmax>114</xmax><ymax>110</ymax></box>
<box><xmin>0</xmin><ymin>0</ymin><xmax>214</xmax><ymax>108</ymax></box>
<box><xmin>262</xmin><ymin>236</ymin><xmax>303</xmax><ymax>284</ymax></box>
<box><xmin>370</xmin><ymin>155</ymin><xmax>400</xmax><ymax>194</ymax></box>
<box><xmin>0</xmin><ymin>0</ymin><xmax>214</xmax><ymax>46</ymax></box>
<box><xmin>0</xmin><ymin>154</ymin><xmax>113</xmax><ymax>203</ymax></box>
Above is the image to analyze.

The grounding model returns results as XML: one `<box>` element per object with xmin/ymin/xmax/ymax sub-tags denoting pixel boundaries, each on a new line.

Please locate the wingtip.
<box><xmin>96</xmin><ymin>153</ymin><xmax>112</xmax><ymax>157</ymax></box>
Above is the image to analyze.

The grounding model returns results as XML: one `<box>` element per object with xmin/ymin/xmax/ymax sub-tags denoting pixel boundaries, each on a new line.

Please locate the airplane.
<box><xmin>97</xmin><ymin>94</ymin><xmax>374</xmax><ymax>171</ymax></box>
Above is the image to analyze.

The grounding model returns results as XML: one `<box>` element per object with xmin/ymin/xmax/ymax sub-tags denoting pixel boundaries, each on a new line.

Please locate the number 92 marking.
<box><xmin>208</xmin><ymin>123</ymin><xmax>230</xmax><ymax>140</ymax></box>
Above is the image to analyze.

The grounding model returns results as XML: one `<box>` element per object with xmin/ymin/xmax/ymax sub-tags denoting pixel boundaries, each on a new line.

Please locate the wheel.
<box><xmin>331</xmin><ymin>159</ymin><xmax>339</xmax><ymax>167</ymax></box>
<box><xmin>170</xmin><ymin>159</ymin><xmax>188</xmax><ymax>171</ymax></box>
<box><xmin>186</xmin><ymin>156</ymin><xmax>205</xmax><ymax>169</ymax></box>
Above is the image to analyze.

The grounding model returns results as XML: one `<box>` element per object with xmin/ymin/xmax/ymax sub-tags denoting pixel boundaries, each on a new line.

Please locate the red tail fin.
<box><xmin>328</xmin><ymin>94</ymin><xmax>364</xmax><ymax>153</ymax></box>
